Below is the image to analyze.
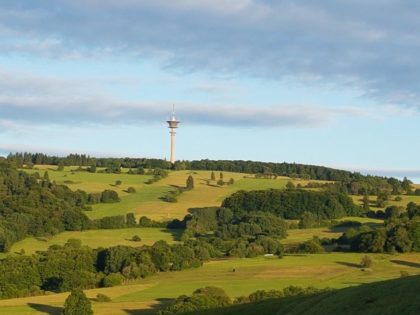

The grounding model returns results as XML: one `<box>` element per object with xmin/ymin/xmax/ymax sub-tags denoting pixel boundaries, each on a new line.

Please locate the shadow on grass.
<box><xmin>162</xmin><ymin>228</ymin><xmax>183</xmax><ymax>241</ymax></box>
<box><xmin>335</xmin><ymin>261</ymin><xmax>360</xmax><ymax>268</ymax></box>
<box><xmin>27</xmin><ymin>303</ymin><xmax>62</xmax><ymax>315</ymax></box>
<box><xmin>35</xmin><ymin>237</ymin><xmax>49</xmax><ymax>242</ymax></box>
<box><xmin>124</xmin><ymin>298</ymin><xmax>173</xmax><ymax>315</ymax></box>
<box><xmin>391</xmin><ymin>260</ymin><xmax>420</xmax><ymax>268</ymax></box>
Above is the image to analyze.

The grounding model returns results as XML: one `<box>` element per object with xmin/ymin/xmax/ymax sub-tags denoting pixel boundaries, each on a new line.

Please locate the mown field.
<box><xmin>187</xmin><ymin>275</ymin><xmax>420</xmax><ymax>315</ymax></box>
<box><xmin>23</xmin><ymin>166</ymin><xmax>315</xmax><ymax>221</ymax></box>
<box><xmin>5</xmin><ymin>228</ymin><xmax>181</xmax><ymax>256</ymax></box>
<box><xmin>0</xmin><ymin>216</ymin><xmax>382</xmax><ymax>257</ymax></box>
<box><xmin>351</xmin><ymin>194</ymin><xmax>420</xmax><ymax>211</ymax></box>
<box><xmin>26</xmin><ymin>166</ymin><xmax>420</xmax><ymax>223</ymax></box>
<box><xmin>0</xmin><ymin>252</ymin><xmax>419</xmax><ymax>315</ymax></box>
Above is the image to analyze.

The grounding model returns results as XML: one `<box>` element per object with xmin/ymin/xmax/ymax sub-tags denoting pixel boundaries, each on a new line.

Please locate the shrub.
<box><xmin>360</xmin><ymin>255</ymin><xmax>373</xmax><ymax>268</ymax></box>
<box><xmin>127</xmin><ymin>186</ymin><xmax>136</xmax><ymax>193</ymax></box>
<box><xmin>96</xmin><ymin>293</ymin><xmax>111</xmax><ymax>302</ymax></box>
<box><xmin>62</xmin><ymin>289</ymin><xmax>93</xmax><ymax>315</ymax></box>
<box><xmin>186</xmin><ymin>176</ymin><xmax>194</xmax><ymax>190</ymax></box>
<box><xmin>249</xmin><ymin>289</ymin><xmax>283</xmax><ymax>302</ymax></box>
<box><xmin>158</xmin><ymin>286</ymin><xmax>231</xmax><ymax>314</ymax></box>
<box><xmin>100</xmin><ymin>190</ymin><xmax>120</xmax><ymax>203</ymax></box>
<box><xmin>131</xmin><ymin>235</ymin><xmax>142</xmax><ymax>242</ymax></box>
<box><xmin>299</xmin><ymin>237</ymin><xmax>325</xmax><ymax>253</ymax></box>
<box><xmin>115</xmin><ymin>180</ymin><xmax>122</xmax><ymax>186</ymax></box>
<box><xmin>102</xmin><ymin>273</ymin><xmax>124</xmax><ymax>287</ymax></box>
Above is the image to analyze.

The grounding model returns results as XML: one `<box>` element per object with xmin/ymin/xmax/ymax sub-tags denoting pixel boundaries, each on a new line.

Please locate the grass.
<box><xmin>1</xmin><ymin>217</ymin><xmax>383</xmax><ymax>258</ymax></box>
<box><xmin>188</xmin><ymin>275</ymin><xmax>420</xmax><ymax>315</ymax></box>
<box><xmin>0</xmin><ymin>252</ymin><xmax>419</xmax><ymax>314</ymax></box>
<box><xmin>23</xmin><ymin>166</ymin><xmax>329</xmax><ymax>221</ymax></box>
<box><xmin>5</xmin><ymin>228</ymin><xmax>181</xmax><ymax>256</ymax></box>
<box><xmin>351</xmin><ymin>194</ymin><xmax>420</xmax><ymax>211</ymax></box>
<box><xmin>283</xmin><ymin>227</ymin><xmax>345</xmax><ymax>244</ymax></box>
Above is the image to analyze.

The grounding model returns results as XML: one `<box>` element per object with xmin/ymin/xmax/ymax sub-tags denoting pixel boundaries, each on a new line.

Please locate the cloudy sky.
<box><xmin>0</xmin><ymin>1</ymin><xmax>419</xmax><ymax>179</ymax></box>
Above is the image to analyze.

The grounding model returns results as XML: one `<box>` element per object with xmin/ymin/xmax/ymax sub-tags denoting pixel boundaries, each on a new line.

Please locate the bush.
<box><xmin>131</xmin><ymin>235</ymin><xmax>142</xmax><ymax>242</ymax></box>
<box><xmin>96</xmin><ymin>216</ymin><xmax>126</xmax><ymax>229</ymax></box>
<box><xmin>299</xmin><ymin>237</ymin><xmax>325</xmax><ymax>253</ymax></box>
<box><xmin>164</xmin><ymin>194</ymin><xmax>178</xmax><ymax>203</ymax></box>
<box><xmin>96</xmin><ymin>293</ymin><xmax>111</xmax><ymax>302</ymax></box>
<box><xmin>360</xmin><ymin>255</ymin><xmax>373</xmax><ymax>268</ymax></box>
<box><xmin>62</xmin><ymin>289</ymin><xmax>93</xmax><ymax>315</ymax></box>
<box><xmin>158</xmin><ymin>286</ymin><xmax>231</xmax><ymax>315</ymax></box>
<box><xmin>115</xmin><ymin>180</ymin><xmax>122</xmax><ymax>186</ymax></box>
<box><xmin>102</xmin><ymin>273</ymin><xmax>124</xmax><ymax>287</ymax></box>
<box><xmin>87</xmin><ymin>193</ymin><xmax>101</xmax><ymax>204</ymax></box>
<box><xmin>100</xmin><ymin>190</ymin><xmax>120</xmax><ymax>203</ymax></box>
<box><xmin>248</xmin><ymin>289</ymin><xmax>283</xmax><ymax>302</ymax></box>
<box><xmin>127</xmin><ymin>186</ymin><xmax>136</xmax><ymax>193</ymax></box>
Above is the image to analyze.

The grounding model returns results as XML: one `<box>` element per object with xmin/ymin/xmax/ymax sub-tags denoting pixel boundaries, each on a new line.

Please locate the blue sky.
<box><xmin>0</xmin><ymin>1</ymin><xmax>419</xmax><ymax>181</ymax></box>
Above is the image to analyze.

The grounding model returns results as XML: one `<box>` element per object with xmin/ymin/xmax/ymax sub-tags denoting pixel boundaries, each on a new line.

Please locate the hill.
<box><xmin>183</xmin><ymin>275</ymin><xmax>420</xmax><ymax>315</ymax></box>
<box><xmin>0</xmin><ymin>253</ymin><xmax>419</xmax><ymax>314</ymax></box>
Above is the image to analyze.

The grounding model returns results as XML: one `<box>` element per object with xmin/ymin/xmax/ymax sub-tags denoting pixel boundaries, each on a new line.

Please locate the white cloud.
<box><xmin>1</xmin><ymin>1</ymin><xmax>420</xmax><ymax>108</ymax></box>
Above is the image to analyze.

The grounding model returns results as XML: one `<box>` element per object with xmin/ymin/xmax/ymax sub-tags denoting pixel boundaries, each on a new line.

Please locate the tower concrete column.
<box><xmin>170</xmin><ymin>128</ymin><xmax>176</xmax><ymax>164</ymax></box>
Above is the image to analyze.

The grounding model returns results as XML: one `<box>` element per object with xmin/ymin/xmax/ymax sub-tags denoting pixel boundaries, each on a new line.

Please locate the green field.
<box><xmin>1</xmin><ymin>217</ymin><xmax>383</xmax><ymax>258</ymax></box>
<box><xmin>0</xmin><ymin>252</ymin><xmax>419</xmax><ymax>314</ymax></box>
<box><xmin>26</xmin><ymin>166</ymin><xmax>420</xmax><ymax>222</ymax></box>
<box><xmin>5</xmin><ymin>228</ymin><xmax>180</xmax><ymax>256</ymax></box>
<box><xmin>187</xmin><ymin>275</ymin><xmax>420</xmax><ymax>315</ymax></box>
<box><xmin>351</xmin><ymin>194</ymin><xmax>420</xmax><ymax>211</ymax></box>
<box><xmin>24</xmin><ymin>166</ymin><xmax>306</xmax><ymax>221</ymax></box>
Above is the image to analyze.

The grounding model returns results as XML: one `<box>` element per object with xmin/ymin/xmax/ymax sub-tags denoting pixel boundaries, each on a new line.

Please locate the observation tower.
<box><xmin>166</xmin><ymin>106</ymin><xmax>180</xmax><ymax>164</ymax></box>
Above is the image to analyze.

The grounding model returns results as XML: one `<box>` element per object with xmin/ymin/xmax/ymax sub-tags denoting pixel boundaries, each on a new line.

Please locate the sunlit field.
<box><xmin>0</xmin><ymin>252</ymin><xmax>418</xmax><ymax>315</ymax></box>
<box><xmin>24</xmin><ymin>166</ymin><xmax>327</xmax><ymax>221</ymax></box>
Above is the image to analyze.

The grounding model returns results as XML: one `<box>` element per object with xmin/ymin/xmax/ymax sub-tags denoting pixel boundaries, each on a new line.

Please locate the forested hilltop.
<box><xmin>7</xmin><ymin>153</ymin><xmax>410</xmax><ymax>192</ymax></box>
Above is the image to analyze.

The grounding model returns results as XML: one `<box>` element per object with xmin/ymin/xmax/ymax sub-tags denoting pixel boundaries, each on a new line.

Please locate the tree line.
<box><xmin>157</xmin><ymin>285</ymin><xmax>328</xmax><ymax>315</ymax></box>
<box><xmin>8</xmin><ymin>153</ymin><xmax>407</xmax><ymax>185</ymax></box>
<box><xmin>338</xmin><ymin>203</ymin><xmax>420</xmax><ymax>253</ymax></box>
<box><xmin>0</xmin><ymin>238</ymin><xmax>208</xmax><ymax>299</ymax></box>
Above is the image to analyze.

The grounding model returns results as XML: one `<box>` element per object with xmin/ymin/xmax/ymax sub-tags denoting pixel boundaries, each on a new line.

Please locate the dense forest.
<box><xmin>0</xmin><ymin>160</ymin><xmax>92</xmax><ymax>252</ymax></box>
<box><xmin>0</xmin><ymin>239</ymin><xmax>208</xmax><ymax>299</ymax></box>
<box><xmin>222</xmin><ymin>189</ymin><xmax>361</xmax><ymax>219</ymax></box>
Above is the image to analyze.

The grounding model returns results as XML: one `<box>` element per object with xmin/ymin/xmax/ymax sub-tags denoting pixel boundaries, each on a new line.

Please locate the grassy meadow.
<box><xmin>351</xmin><ymin>194</ymin><xmax>420</xmax><ymax>211</ymax></box>
<box><xmin>5</xmin><ymin>228</ymin><xmax>181</xmax><ymax>256</ymax></box>
<box><xmin>1</xmin><ymin>217</ymin><xmax>382</xmax><ymax>257</ymax></box>
<box><xmin>23</xmin><ymin>166</ymin><xmax>307</xmax><ymax>221</ymax></box>
<box><xmin>26</xmin><ymin>166</ymin><xmax>420</xmax><ymax>222</ymax></box>
<box><xmin>0</xmin><ymin>252</ymin><xmax>419</xmax><ymax>315</ymax></box>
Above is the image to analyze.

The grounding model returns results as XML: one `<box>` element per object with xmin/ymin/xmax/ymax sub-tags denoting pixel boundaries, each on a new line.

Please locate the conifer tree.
<box><xmin>186</xmin><ymin>175</ymin><xmax>194</xmax><ymax>190</ymax></box>
<box><xmin>62</xmin><ymin>289</ymin><xmax>93</xmax><ymax>315</ymax></box>
<box><xmin>211</xmin><ymin>171</ymin><xmax>216</xmax><ymax>181</ymax></box>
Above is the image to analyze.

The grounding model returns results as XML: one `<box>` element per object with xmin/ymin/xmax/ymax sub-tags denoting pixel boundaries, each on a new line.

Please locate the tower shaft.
<box><xmin>170</xmin><ymin>128</ymin><xmax>176</xmax><ymax>164</ymax></box>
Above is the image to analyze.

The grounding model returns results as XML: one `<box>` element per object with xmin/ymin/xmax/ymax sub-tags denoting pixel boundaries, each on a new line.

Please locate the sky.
<box><xmin>0</xmin><ymin>1</ymin><xmax>419</xmax><ymax>181</ymax></box>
